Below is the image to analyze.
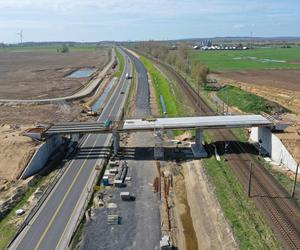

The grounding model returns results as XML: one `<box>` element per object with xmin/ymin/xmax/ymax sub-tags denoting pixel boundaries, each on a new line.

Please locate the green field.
<box><xmin>189</xmin><ymin>47</ymin><xmax>300</xmax><ymax>71</ymax></box>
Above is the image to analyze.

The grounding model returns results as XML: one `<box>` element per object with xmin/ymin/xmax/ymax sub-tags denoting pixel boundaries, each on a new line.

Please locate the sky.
<box><xmin>0</xmin><ymin>0</ymin><xmax>299</xmax><ymax>43</ymax></box>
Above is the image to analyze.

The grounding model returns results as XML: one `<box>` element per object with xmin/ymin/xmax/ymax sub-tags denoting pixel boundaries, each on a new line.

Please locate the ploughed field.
<box><xmin>0</xmin><ymin>49</ymin><xmax>109</xmax><ymax>99</ymax></box>
<box><xmin>214</xmin><ymin>69</ymin><xmax>300</xmax><ymax>92</ymax></box>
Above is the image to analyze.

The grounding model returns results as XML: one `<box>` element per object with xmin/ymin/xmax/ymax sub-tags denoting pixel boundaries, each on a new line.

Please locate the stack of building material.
<box><xmin>113</xmin><ymin>161</ymin><xmax>128</xmax><ymax>187</ymax></box>
<box><xmin>107</xmin><ymin>214</ymin><xmax>119</xmax><ymax>225</ymax></box>
<box><xmin>160</xmin><ymin>235</ymin><xmax>172</xmax><ymax>250</ymax></box>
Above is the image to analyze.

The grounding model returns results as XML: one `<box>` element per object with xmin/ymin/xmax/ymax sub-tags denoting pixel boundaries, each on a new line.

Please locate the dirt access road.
<box><xmin>171</xmin><ymin>160</ymin><xmax>238</xmax><ymax>250</ymax></box>
<box><xmin>0</xmin><ymin>49</ymin><xmax>109</xmax><ymax>99</ymax></box>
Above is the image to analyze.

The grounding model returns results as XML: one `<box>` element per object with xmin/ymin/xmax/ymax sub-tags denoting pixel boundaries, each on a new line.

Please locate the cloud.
<box><xmin>0</xmin><ymin>0</ymin><xmax>280</xmax><ymax>16</ymax></box>
<box><xmin>0</xmin><ymin>0</ymin><xmax>299</xmax><ymax>42</ymax></box>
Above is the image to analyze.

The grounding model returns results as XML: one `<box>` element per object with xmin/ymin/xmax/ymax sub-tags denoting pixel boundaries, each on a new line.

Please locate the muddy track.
<box><xmin>141</xmin><ymin>52</ymin><xmax>300</xmax><ymax>249</ymax></box>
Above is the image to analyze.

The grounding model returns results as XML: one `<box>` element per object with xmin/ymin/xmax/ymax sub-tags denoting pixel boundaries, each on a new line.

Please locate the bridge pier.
<box><xmin>112</xmin><ymin>131</ymin><xmax>120</xmax><ymax>155</ymax></box>
<box><xmin>191</xmin><ymin>128</ymin><xmax>208</xmax><ymax>158</ymax></box>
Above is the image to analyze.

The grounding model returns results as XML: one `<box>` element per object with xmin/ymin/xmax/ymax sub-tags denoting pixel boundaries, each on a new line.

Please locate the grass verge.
<box><xmin>203</xmin><ymin>156</ymin><xmax>282</xmax><ymax>249</ymax></box>
<box><xmin>140</xmin><ymin>56</ymin><xmax>182</xmax><ymax>117</ymax></box>
<box><xmin>0</xmin><ymin>178</ymin><xmax>42</xmax><ymax>249</ymax></box>
<box><xmin>258</xmin><ymin>158</ymin><xmax>300</xmax><ymax>207</ymax></box>
<box><xmin>217</xmin><ymin>85</ymin><xmax>284</xmax><ymax>114</ymax></box>
<box><xmin>124</xmin><ymin>65</ymin><xmax>137</xmax><ymax>118</ymax></box>
<box><xmin>140</xmin><ymin>56</ymin><xmax>188</xmax><ymax>135</ymax></box>
<box><xmin>113</xmin><ymin>48</ymin><xmax>125</xmax><ymax>78</ymax></box>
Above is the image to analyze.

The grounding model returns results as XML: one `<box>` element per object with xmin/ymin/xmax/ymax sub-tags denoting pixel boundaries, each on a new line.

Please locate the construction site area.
<box><xmin>0</xmin><ymin>46</ymin><xmax>113</xmax><ymax>246</ymax></box>
<box><xmin>0</xmin><ymin>43</ymin><xmax>299</xmax><ymax>250</ymax></box>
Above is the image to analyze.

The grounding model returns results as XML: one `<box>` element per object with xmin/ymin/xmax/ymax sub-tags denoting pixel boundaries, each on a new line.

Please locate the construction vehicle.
<box><xmin>120</xmin><ymin>192</ymin><xmax>135</xmax><ymax>201</ymax></box>
<box><xmin>86</xmin><ymin>110</ymin><xmax>98</xmax><ymax>117</ymax></box>
<box><xmin>104</xmin><ymin>119</ymin><xmax>112</xmax><ymax>129</ymax></box>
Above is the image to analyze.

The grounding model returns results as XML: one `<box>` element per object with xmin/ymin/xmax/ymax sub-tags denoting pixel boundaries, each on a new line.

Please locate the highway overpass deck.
<box><xmin>42</xmin><ymin>115</ymin><xmax>272</xmax><ymax>136</ymax></box>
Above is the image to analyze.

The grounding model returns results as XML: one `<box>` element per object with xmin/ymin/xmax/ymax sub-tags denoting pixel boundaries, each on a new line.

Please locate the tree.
<box><xmin>59</xmin><ymin>44</ymin><xmax>69</xmax><ymax>53</ymax></box>
<box><xmin>191</xmin><ymin>62</ymin><xmax>209</xmax><ymax>108</ymax></box>
<box><xmin>192</xmin><ymin>62</ymin><xmax>209</xmax><ymax>86</ymax></box>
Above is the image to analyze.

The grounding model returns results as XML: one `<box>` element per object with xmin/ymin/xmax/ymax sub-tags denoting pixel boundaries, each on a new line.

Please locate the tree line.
<box><xmin>135</xmin><ymin>41</ymin><xmax>209</xmax><ymax>87</ymax></box>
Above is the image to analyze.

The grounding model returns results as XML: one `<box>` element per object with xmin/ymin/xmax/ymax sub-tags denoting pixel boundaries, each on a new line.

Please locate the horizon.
<box><xmin>3</xmin><ymin>35</ymin><xmax>300</xmax><ymax>45</ymax></box>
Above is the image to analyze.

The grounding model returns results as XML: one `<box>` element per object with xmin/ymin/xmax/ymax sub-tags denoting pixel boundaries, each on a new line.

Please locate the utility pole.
<box><xmin>248</xmin><ymin>161</ymin><xmax>253</xmax><ymax>198</ymax></box>
<box><xmin>197</xmin><ymin>83</ymin><xmax>200</xmax><ymax>106</ymax></box>
<box><xmin>226</xmin><ymin>95</ymin><xmax>229</xmax><ymax>114</ymax></box>
<box><xmin>222</xmin><ymin>101</ymin><xmax>225</xmax><ymax>115</ymax></box>
<box><xmin>291</xmin><ymin>163</ymin><xmax>299</xmax><ymax>198</ymax></box>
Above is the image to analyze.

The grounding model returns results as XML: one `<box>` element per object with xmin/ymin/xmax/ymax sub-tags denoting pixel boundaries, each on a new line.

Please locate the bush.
<box><xmin>58</xmin><ymin>44</ymin><xmax>69</xmax><ymax>53</ymax></box>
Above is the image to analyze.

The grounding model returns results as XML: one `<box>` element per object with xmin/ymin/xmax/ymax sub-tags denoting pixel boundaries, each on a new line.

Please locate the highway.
<box><xmin>9</xmin><ymin>48</ymin><xmax>132</xmax><ymax>250</ymax></box>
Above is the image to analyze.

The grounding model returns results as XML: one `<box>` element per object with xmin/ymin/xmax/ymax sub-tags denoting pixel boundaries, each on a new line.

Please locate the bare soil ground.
<box><xmin>183</xmin><ymin>161</ymin><xmax>238</xmax><ymax>249</ymax></box>
<box><xmin>0</xmin><ymin>50</ymin><xmax>109</xmax><ymax>99</ymax></box>
<box><xmin>212</xmin><ymin>70</ymin><xmax>300</xmax><ymax>115</ymax></box>
<box><xmin>0</xmin><ymin>102</ymin><xmax>86</xmax><ymax>125</ymax></box>
<box><xmin>169</xmin><ymin>161</ymin><xmax>238</xmax><ymax>250</ymax></box>
<box><xmin>215</xmin><ymin>70</ymin><xmax>300</xmax><ymax>92</ymax></box>
<box><xmin>0</xmin><ymin>125</ymin><xmax>39</xmax><ymax>184</ymax></box>
<box><xmin>0</xmin><ymin>76</ymin><xmax>112</xmax><ymax>193</ymax></box>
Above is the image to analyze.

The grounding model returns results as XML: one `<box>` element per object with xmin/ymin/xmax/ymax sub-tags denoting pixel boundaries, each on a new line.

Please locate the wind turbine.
<box><xmin>17</xmin><ymin>30</ymin><xmax>23</xmax><ymax>44</ymax></box>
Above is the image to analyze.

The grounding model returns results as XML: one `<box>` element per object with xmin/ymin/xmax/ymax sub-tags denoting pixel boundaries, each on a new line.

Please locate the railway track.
<box><xmin>144</xmin><ymin>53</ymin><xmax>300</xmax><ymax>249</ymax></box>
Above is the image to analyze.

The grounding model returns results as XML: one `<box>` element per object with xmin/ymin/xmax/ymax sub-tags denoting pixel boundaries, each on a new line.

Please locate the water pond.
<box><xmin>68</xmin><ymin>68</ymin><xmax>96</xmax><ymax>78</ymax></box>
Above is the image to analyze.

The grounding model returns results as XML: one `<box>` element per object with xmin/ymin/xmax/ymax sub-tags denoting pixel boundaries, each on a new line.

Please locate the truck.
<box><xmin>104</xmin><ymin>119</ymin><xmax>112</xmax><ymax>129</ymax></box>
<box><xmin>125</xmin><ymin>73</ymin><xmax>131</xmax><ymax>79</ymax></box>
<box><xmin>120</xmin><ymin>192</ymin><xmax>135</xmax><ymax>201</ymax></box>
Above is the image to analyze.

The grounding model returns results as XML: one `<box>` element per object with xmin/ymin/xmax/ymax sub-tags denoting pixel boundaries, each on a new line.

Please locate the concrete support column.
<box><xmin>191</xmin><ymin>128</ymin><xmax>207</xmax><ymax>158</ymax></box>
<box><xmin>113</xmin><ymin>131</ymin><xmax>120</xmax><ymax>155</ymax></box>
<box><xmin>195</xmin><ymin>128</ymin><xmax>204</xmax><ymax>150</ymax></box>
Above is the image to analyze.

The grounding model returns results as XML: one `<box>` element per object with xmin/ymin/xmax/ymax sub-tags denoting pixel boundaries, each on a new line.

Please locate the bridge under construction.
<box><xmin>26</xmin><ymin>114</ymin><xmax>273</xmax><ymax>158</ymax></box>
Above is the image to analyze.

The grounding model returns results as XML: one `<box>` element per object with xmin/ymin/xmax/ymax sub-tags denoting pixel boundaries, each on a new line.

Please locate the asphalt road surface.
<box><xmin>127</xmin><ymin>52</ymin><xmax>151</xmax><ymax>117</ymax></box>
<box><xmin>9</xmin><ymin>48</ymin><xmax>132</xmax><ymax>250</ymax></box>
